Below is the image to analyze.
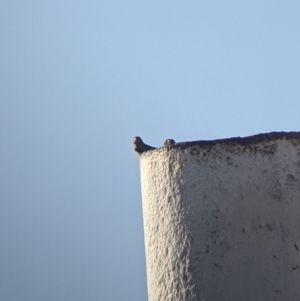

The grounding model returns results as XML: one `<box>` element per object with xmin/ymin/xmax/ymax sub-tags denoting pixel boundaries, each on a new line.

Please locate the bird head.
<box><xmin>133</xmin><ymin>136</ymin><xmax>143</xmax><ymax>152</ymax></box>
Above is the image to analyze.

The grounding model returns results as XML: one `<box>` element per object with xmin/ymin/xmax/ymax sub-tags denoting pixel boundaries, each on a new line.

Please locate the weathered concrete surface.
<box><xmin>139</xmin><ymin>132</ymin><xmax>300</xmax><ymax>301</ymax></box>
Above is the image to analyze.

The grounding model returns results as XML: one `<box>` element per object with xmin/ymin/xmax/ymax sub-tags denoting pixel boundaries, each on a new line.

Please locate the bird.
<box><xmin>133</xmin><ymin>137</ymin><xmax>156</xmax><ymax>155</ymax></box>
<box><xmin>164</xmin><ymin>139</ymin><xmax>175</xmax><ymax>146</ymax></box>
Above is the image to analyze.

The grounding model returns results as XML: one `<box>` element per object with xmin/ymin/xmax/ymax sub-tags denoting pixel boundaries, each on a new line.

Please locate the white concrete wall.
<box><xmin>139</xmin><ymin>133</ymin><xmax>300</xmax><ymax>301</ymax></box>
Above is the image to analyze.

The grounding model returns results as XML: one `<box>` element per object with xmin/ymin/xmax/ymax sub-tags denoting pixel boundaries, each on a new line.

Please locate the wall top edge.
<box><xmin>140</xmin><ymin>131</ymin><xmax>300</xmax><ymax>157</ymax></box>
<box><xmin>176</xmin><ymin>131</ymin><xmax>300</xmax><ymax>148</ymax></box>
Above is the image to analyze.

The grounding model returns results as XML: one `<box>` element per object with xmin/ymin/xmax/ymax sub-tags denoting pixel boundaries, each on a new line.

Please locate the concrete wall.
<box><xmin>139</xmin><ymin>132</ymin><xmax>300</xmax><ymax>301</ymax></box>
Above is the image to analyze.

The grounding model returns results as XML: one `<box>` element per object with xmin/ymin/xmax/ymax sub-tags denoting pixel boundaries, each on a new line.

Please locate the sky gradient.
<box><xmin>1</xmin><ymin>1</ymin><xmax>300</xmax><ymax>300</ymax></box>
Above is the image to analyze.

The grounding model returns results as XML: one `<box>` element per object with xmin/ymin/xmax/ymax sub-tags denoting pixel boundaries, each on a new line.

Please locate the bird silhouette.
<box><xmin>133</xmin><ymin>137</ymin><xmax>156</xmax><ymax>155</ymax></box>
<box><xmin>164</xmin><ymin>139</ymin><xmax>175</xmax><ymax>146</ymax></box>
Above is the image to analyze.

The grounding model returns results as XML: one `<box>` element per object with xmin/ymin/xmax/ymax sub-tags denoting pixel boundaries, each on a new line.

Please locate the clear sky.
<box><xmin>1</xmin><ymin>1</ymin><xmax>300</xmax><ymax>300</ymax></box>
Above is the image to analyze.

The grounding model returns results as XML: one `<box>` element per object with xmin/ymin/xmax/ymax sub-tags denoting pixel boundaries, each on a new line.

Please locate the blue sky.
<box><xmin>1</xmin><ymin>1</ymin><xmax>300</xmax><ymax>300</ymax></box>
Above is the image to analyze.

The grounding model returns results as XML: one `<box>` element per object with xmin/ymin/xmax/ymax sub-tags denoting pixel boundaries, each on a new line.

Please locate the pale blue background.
<box><xmin>1</xmin><ymin>1</ymin><xmax>300</xmax><ymax>300</ymax></box>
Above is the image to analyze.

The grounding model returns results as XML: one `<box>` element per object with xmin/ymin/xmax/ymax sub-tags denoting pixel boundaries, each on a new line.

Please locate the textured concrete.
<box><xmin>139</xmin><ymin>132</ymin><xmax>300</xmax><ymax>301</ymax></box>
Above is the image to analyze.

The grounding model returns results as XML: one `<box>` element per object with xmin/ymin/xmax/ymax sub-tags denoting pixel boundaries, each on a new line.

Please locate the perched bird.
<box><xmin>133</xmin><ymin>137</ymin><xmax>156</xmax><ymax>155</ymax></box>
<box><xmin>164</xmin><ymin>139</ymin><xmax>175</xmax><ymax>146</ymax></box>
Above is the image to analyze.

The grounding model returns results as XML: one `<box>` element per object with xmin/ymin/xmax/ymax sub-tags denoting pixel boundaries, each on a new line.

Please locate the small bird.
<box><xmin>133</xmin><ymin>137</ymin><xmax>156</xmax><ymax>155</ymax></box>
<box><xmin>164</xmin><ymin>139</ymin><xmax>175</xmax><ymax>146</ymax></box>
